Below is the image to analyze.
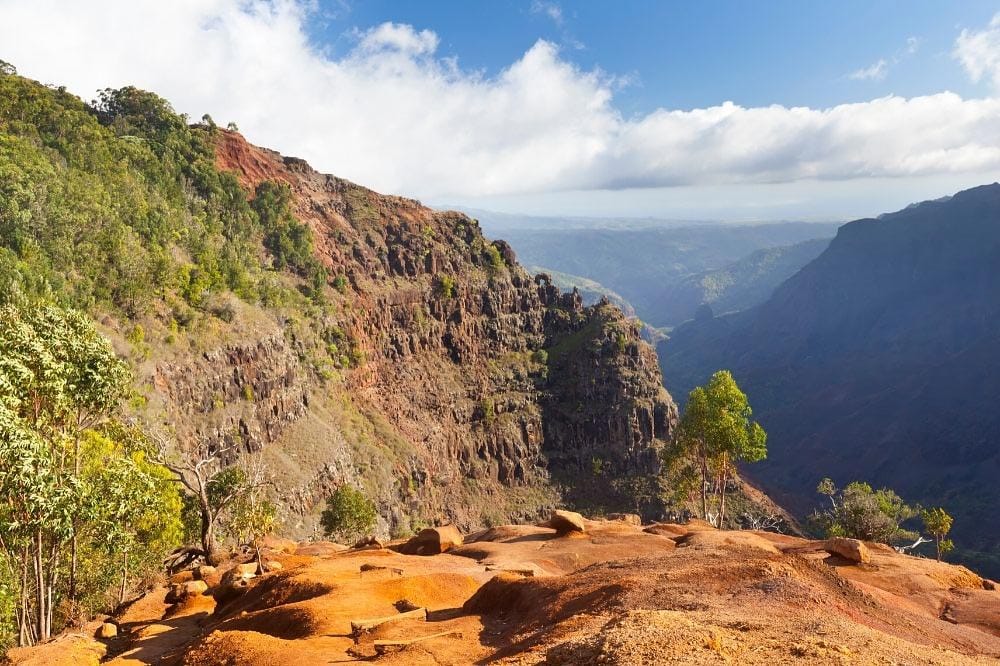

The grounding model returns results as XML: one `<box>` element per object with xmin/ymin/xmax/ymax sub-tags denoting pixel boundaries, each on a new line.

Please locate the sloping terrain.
<box><xmin>660</xmin><ymin>184</ymin><xmax>1000</xmax><ymax>576</ymax></box>
<box><xmin>8</xmin><ymin>518</ymin><xmax>998</xmax><ymax>665</ymax></box>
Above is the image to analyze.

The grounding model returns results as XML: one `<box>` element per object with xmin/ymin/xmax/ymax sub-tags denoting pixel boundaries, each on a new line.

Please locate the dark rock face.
<box><xmin>660</xmin><ymin>184</ymin><xmax>1000</xmax><ymax>575</ymax></box>
<box><xmin>153</xmin><ymin>335</ymin><xmax>308</xmax><ymax>456</ymax></box>
<box><xmin>150</xmin><ymin>131</ymin><xmax>678</xmax><ymax>532</ymax></box>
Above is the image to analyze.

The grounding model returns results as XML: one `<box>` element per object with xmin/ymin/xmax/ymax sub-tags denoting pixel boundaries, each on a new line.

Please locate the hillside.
<box><xmin>9</xmin><ymin>517</ymin><xmax>999</xmax><ymax>665</ymax></box>
<box><xmin>660</xmin><ymin>184</ymin><xmax>1000</xmax><ymax>576</ymax></box>
<box><xmin>654</xmin><ymin>238</ymin><xmax>830</xmax><ymax>323</ymax></box>
<box><xmin>476</xmin><ymin>214</ymin><xmax>839</xmax><ymax>327</ymax></box>
<box><xmin>0</xmin><ymin>68</ymin><xmax>678</xmax><ymax>538</ymax></box>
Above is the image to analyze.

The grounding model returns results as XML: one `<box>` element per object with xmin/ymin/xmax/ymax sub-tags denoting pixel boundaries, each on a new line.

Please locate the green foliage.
<box><xmin>484</xmin><ymin>243</ymin><xmax>504</xmax><ymax>271</ymax></box>
<box><xmin>0</xmin><ymin>73</ymin><xmax>325</xmax><ymax>316</ymax></box>
<box><xmin>921</xmin><ymin>507</ymin><xmax>955</xmax><ymax>561</ymax></box>
<box><xmin>810</xmin><ymin>479</ymin><xmax>918</xmax><ymax>546</ymax></box>
<box><xmin>437</xmin><ymin>274</ymin><xmax>457</xmax><ymax>299</ymax></box>
<box><xmin>0</xmin><ymin>303</ymin><xmax>180</xmax><ymax>645</ymax></box>
<box><xmin>320</xmin><ymin>485</ymin><xmax>377</xmax><ymax>543</ymax></box>
<box><xmin>531</xmin><ymin>349</ymin><xmax>548</xmax><ymax>365</ymax></box>
<box><xmin>668</xmin><ymin>370</ymin><xmax>766</xmax><ymax>524</ymax></box>
<box><xmin>481</xmin><ymin>397</ymin><xmax>496</xmax><ymax>427</ymax></box>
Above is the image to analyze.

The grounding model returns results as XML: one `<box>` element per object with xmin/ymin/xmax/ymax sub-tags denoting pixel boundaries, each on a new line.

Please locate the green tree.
<box><xmin>920</xmin><ymin>507</ymin><xmax>954</xmax><ymax>561</ymax></box>
<box><xmin>0</xmin><ymin>304</ymin><xmax>177</xmax><ymax>645</ymax></box>
<box><xmin>320</xmin><ymin>485</ymin><xmax>377</xmax><ymax>543</ymax></box>
<box><xmin>810</xmin><ymin>479</ymin><xmax>918</xmax><ymax>546</ymax></box>
<box><xmin>671</xmin><ymin>370</ymin><xmax>766</xmax><ymax>524</ymax></box>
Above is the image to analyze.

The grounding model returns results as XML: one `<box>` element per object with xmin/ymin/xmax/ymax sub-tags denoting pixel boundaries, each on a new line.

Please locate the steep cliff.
<box><xmin>660</xmin><ymin>184</ymin><xmax>1000</xmax><ymax>575</ymax></box>
<box><xmin>0</xmin><ymin>68</ymin><xmax>679</xmax><ymax>537</ymax></box>
<box><xmin>140</xmin><ymin>130</ymin><xmax>678</xmax><ymax>533</ymax></box>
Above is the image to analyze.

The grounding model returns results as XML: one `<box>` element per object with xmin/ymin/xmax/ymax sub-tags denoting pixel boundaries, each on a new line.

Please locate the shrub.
<box><xmin>320</xmin><ymin>485</ymin><xmax>377</xmax><ymax>542</ymax></box>
<box><xmin>811</xmin><ymin>478</ymin><xmax>918</xmax><ymax>545</ymax></box>
<box><xmin>437</xmin><ymin>275</ymin><xmax>457</xmax><ymax>299</ymax></box>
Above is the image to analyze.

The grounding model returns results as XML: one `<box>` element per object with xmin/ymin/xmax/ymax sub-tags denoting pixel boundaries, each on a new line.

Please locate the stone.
<box><xmin>195</xmin><ymin>565</ymin><xmax>217</xmax><ymax>580</ymax></box>
<box><xmin>264</xmin><ymin>560</ymin><xmax>283</xmax><ymax>572</ymax></box>
<box><xmin>353</xmin><ymin>535</ymin><xmax>385</xmax><ymax>549</ymax></box>
<box><xmin>607</xmin><ymin>513</ymin><xmax>641</xmax><ymax>526</ymax></box>
<box><xmin>96</xmin><ymin>622</ymin><xmax>117</xmax><ymax>639</ymax></box>
<box><xmin>548</xmin><ymin>510</ymin><xmax>586</xmax><ymax>534</ymax></box>
<box><xmin>823</xmin><ymin>537</ymin><xmax>871</xmax><ymax>564</ymax></box>
<box><xmin>214</xmin><ymin>566</ymin><xmax>257</xmax><ymax>606</ymax></box>
<box><xmin>233</xmin><ymin>562</ymin><xmax>260</xmax><ymax>577</ymax></box>
<box><xmin>398</xmin><ymin>525</ymin><xmax>464</xmax><ymax>555</ymax></box>
<box><xmin>984</xmin><ymin>579</ymin><xmax>996</xmax><ymax>591</ymax></box>
<box><xmin>166</xmin><ymin>579</ymin><xmax>209</xmax><ymax>603</ymax></box>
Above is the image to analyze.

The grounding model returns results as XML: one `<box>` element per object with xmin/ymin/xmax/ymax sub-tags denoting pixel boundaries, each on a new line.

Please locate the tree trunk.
<box><xmin>719</xmin><ymin>454</ymin><xmax>729</xmax><ymax>527</ymax></box>
<box><xmin>201</xmin><ymin>510</ymin><xmax>218</xmax><ymax>565</ymax></box>
<box><xmin>699</xmin><ymin>454</ymin><xmax>709</xmax><ymax>519</ymax></box>
<box><xmin>935</xmin><ymin>537</ymin><xmax>941</xmax><ymax>561</ymax></box>
<box><xmin>119</xmin><ymin>550</ymin><xmax>129</xmax><ymax>605</ymax></box>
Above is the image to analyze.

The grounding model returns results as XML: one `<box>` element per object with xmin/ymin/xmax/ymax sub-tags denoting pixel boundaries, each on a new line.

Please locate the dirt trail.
<box><xmin>7</xmin><ymin>519</ymin><xmax>999</xmax><ymax>665</ymax></box>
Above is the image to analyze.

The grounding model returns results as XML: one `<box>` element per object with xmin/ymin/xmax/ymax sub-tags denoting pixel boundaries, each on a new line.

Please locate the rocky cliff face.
<box><xmin>660</xmin><ymin>184</ymin><xmax>1000</xmax><ymax>575</ymax></box>
<box><xmin>141</xmin><ymin>131</ymin><xmax>678</xmax><ymax>534</ymax></box>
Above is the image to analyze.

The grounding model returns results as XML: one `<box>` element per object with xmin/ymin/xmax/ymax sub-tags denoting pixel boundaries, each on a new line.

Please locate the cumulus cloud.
<box><xmin>955</xmin><ymin>13</ymin><xmax>1000</xmax><ymax>88</ymax></box>
<box><xmin>1</xmin><ymin>0</ymin><xmax>999</xmax><ymax>203</ymax></box>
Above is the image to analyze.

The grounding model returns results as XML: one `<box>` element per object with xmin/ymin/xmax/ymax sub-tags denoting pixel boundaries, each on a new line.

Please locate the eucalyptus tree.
<box><xmin>0</xmin><ymin>304</ymin><xmax>179</xmax><ymax>644</ymax></box>
<box><xmin>672</xmin><ymin>370</ymin><xmax>767</xmax><ymax>525</ymax></box>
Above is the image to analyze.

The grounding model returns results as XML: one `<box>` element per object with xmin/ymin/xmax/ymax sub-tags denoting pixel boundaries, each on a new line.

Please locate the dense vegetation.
<box><xmin>0</xmin><ymin>304</ymin><xmax>182</xmax><ymax>646</ymax></box>
<box><xmin>0</xmin><ymin>66</ymin><xmax>325</xmax><ymax>316</ymax></box>
<box><xmin>0</xmin><ymin>66</ymin><xmax>325</xmax><ymax>647</ymax></box>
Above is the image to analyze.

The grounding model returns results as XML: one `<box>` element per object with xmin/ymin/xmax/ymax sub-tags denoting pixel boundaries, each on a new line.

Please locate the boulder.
<box><xmin>264</xmin><ymin>560</ymin><xmax>283</xmax><ymax>572</ymax></box>
<box><xmin>823</xmin><ymin>537</ymin><xmax>871</xmax><ymax>564</ymax></box>
<box><xmin>214</xmin><ymin>565</ymin><xmax>258</xmax><ymax>605</ymax></box>
<box><xmin>194</xmin><ymin>565</ymin><xmax>217</xmax><ymax>580</ymax></box>
<box><xmin>353</xmin><ymin>535</ymin><xmax>386</xmax><ymax>549</ymax></box>
<box><xmin>96</xmin><ymin>622</ymin><xmax>117</xmax><ymax>639</ymax></box>
<box><xmin>548</xmin><ymin>510</ymin><xmax>586</xmax><ymax>534</ymax></box>
<box><xmin>166</xmin><ymin>579</ymin><xmax>208</xmax><ymax>603</ymax></box>
<box><xmin>233</xmin><ymin>562</ymin><xmax>260</xmax><ymax>577</ymax></box>
<box><xmin>261</xmin><ymin>535</ymin><xmax>298</xmax><ymax>554</ymax></box>
<box><xmin>398</xmin><ymin>525</ymin><xmax>464</xmax><ymax>555</ymax></box>
<box><xmin>607</xmin><ymin>513</ymin><xmax>641</xmax><ymax>526</ymax></box>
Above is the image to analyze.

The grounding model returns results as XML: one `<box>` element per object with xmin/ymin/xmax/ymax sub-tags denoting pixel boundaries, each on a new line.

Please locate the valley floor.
<box><xmin>7</xmin><ymin>518</ymin><xmax>1000</xmax><ymax>665</ymax></box>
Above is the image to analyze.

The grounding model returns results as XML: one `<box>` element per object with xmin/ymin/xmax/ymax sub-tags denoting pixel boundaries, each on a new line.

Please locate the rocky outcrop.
<box><xmin>152</xmin><ymin>334</ymin><xmax>308</xmax><ymax>456</ymax></box>
<box><xmin>145</xmin><ymin>130</ymin><xmax>680</xmax><ymax>534</ymax></box>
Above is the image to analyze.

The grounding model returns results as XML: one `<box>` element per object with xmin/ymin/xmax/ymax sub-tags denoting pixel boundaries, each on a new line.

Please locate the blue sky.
<box><xmin>316</xmin><ymin>1</ymin><xmax>999</xmax><ymax>110</ymax></box>
<box><xmin>3</xmin><ymin>0</ymin><xmax>1000</xmax><ymax>220</ymax></box>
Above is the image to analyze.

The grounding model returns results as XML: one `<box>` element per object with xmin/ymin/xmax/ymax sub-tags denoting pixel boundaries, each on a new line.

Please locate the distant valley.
<box><xmin>660</xmin><ymin>184</ymin><xmax>1000</xmax><ymax>576</ymax></box>
<box><xmin>472</xmin><ymin>211</ymin><xmax>839</xmax><ymax>328</ymax></box>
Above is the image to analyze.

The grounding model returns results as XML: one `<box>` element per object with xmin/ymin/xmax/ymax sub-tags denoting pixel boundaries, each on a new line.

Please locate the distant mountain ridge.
<box><xmin>660</xmin><ymin>184</ymin><xmax>1000</xmax><ymax>575</ymax></box>
<box><xmin>475</xmin><ymin>214</ymin><xmax>839</xmax><ymax>327</ymax></box>
<box><xmin>653</xmin><ymin>238</ymin><xmax>830</xmax><ymax>324</ymax></box>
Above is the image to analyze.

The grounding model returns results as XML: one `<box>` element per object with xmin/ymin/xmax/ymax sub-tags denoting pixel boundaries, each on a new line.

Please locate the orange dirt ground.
<box><xmin>6</xmin><ymin>519</ymin><xmax>999</xmax><ymax>665</ymax></box>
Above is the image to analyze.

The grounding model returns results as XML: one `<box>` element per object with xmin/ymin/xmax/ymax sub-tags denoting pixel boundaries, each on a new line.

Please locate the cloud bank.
<box><xmin>2</xmin><ymin>1</ymin><xmax>1000</xmax><ymax>204</ymax></box>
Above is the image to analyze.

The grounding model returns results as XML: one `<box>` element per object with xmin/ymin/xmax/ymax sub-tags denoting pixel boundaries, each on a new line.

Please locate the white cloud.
<box><xmin>955</xmin><ymin>13</ymin><xmax>1000</xmax><ymax>88</ymax></box>
<box><xmin>530</xmin><ymin>1</ymin><xmax>563</xmax><ymax>26</ymax></box>
<box><xmin>1</xmin><ymin>1</ymin><xmax>999</xmax><ymax>207</ymax></box>
<box><xmin>848</xmin><ymin>36</ymin><xmax>920</xmax><ymax>82</ymax></box>
<box><xmin>849</xmin><ymin>59</ymin><xmax>888</xmax><ymax>81</ymax></box>
<box><xmin>355</xmin><ymin>21</ymin><xmax>438</xmax><ymax>55</ymax></box>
